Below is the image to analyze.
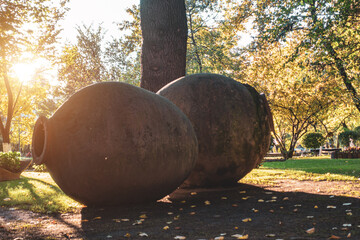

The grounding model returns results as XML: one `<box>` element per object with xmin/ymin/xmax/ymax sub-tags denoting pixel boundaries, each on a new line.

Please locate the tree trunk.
<box><xmin>140</xmin><ymin>0</ymin><xmax>188</xmax><ymax>92</ymax></box>
<box><xmin>325</xmin><ymin>42</ymin><xmax>360</xmax><ymax>112</ymax></box>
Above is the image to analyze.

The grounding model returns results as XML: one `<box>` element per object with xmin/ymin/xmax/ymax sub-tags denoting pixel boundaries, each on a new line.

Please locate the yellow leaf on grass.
<box><xmin>139</xmin><ymin>214</ymin><xmax>147</xmax><ymax>219</ymax></box>
<box><xmin>93</xmin><ymin>216</ymin><xmax>102</xmax><ymax>220</ymax></box>
<box><xmin>163</xmin><ymin>226</ymin><xmax>170</xmax><ymax>230</ymax></box>
<box><xmin>124</xmin><ymin>233</ymin><xmax>131</xmax><ymax>237</ymax></box>
<box><xmin>306</xmin><ymin>228</ymin><xmax>315</xmax><ymax>234</ymax></box>
<box><xmin>205</xmin><ymin>200</ymin><xmax>211</xmax><ymax>205</ymax></box>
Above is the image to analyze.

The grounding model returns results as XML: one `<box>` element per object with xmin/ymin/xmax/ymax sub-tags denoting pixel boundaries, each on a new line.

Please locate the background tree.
<box><xmin>229</xmin><ymin>0</ymin><xmax>360</xmax><ymax>112</ymax></box>
<box><xmin>105</xmin><ymin>5</ymin><xmax>142</xmax><ymax>85</ymax></box>
<box><xmin>0</xmin><ymin>0</ymin><xmax>69</xmax><ymax>149</ymax></box>
<box><xmin>56</xmin><ymin>24</ymin><xmax>106</xmax><ymax>99</ymax></box>
<box><xmin>186</xmin><ymin>0</ymin><xmax>242</xmax><ymax>75</ymax></box>
<box><xmin>140</xmin><ymin>0</ymin><xmax>188</xmax><ymax>92</ymax></box>
<box><xmin>241</xmin><ymin>38</ymin><xmax>342</xmax><ymax>159</ymax></box>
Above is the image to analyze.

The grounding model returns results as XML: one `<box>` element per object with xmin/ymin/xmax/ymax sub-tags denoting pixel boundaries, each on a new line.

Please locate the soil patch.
<box><xmin>1</xmin><ymin>180</ymin><xmax>359</xmax><ymax>239</ymax></box>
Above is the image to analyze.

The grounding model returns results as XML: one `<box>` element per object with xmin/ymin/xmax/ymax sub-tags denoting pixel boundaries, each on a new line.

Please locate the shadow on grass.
<box><xmin>80</xmin><ymin>183</ymin><xmax>360</xmax><ymax>240</ymax></box>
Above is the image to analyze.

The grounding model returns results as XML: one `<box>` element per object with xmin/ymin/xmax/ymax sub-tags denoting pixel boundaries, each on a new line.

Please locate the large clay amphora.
<box><xmin>32</xmin><ymin>82</ymin><xmax>198</xmax><ymax>206</ymax></box>
<box><xmin>157</xmin><ymin>73</ymin><xmax>273</xmax><ymax>187</ymax></box>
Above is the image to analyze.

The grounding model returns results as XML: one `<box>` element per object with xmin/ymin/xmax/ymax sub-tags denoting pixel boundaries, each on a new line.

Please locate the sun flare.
<box><xmin>12</xmin><ymin>62</ymin><xmax>38</xmax><ymax>84</ymax></box>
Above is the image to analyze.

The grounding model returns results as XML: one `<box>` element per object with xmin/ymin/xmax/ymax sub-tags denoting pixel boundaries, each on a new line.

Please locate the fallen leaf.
<box><xmin>258</xmin><ymin>199</ymin><xmax>264</xmax><ymax>202</ymax></box>
<box><xmin>139</xmin><ymin>214</ymin><xmax>147</xmax><ymax>219</ymax></box>
<box><xmin>282</xmin><ymin>197</ymin><xmax>289</xmax><ymax>201</ymax></box>
<box><xmin>269</xmin><ymin>210</ymin><xmax>274</xmax><ymax>213</ymax></box>
<box><xmin>220</xmin><ymin>233</ymin><xmax>227</xmax><ymax>236</ymax></box>
<box><xmin>343</xmin><ymin>224</ymin><xmax>352</xmax><ymax>227</ymax></box>
<box><xmin>93</xmin><ymin>216</ymin><xmax>102</xmax><ymax>220</ymax></box>
<box><xmin>112</xmin><ymin>219</ymin><xmax>120</xmax><ymax>223</ymax></box>
<box><xmin>293</xmin><ymin>209</ymin><xmax>298</xmax><ymax>213</ymax></box>
<box><xmin>166</xmin><ymin>221</ymin><xmax>172</xmax><ymax>224</ymax></box>
<box><xmin>132</xmin><ymin>220</ymin><xmax>142</xmax><ymax>225</ymax></box>
<box><xmin>252</xmin><ymin>208</ymin><xmax>259</xmax><ymax>213</ymax></box>
<box><xmin>306</xmin><ymin>227</ymin><xmax>315</xmax><ymax>234</ymax></box>
<box><xmin>81</xmin><ymin>219</ymin><xmax>89</xmax><ymax>222</ymax></box>
<box><xmin>232</xmin><ymin>204</ymin><xmax>238</xmax><ymax>207</ymax></box>
<box><xmin>215</xmin><ymin>237</ymin><xmax>224</xmax><ymax>240</ymax></box>
<box><xmin>265</xmin><ymin>192</ymin><xmax>273</xmax><ymax>195</ymax></box>
<box><xmin>174</xmin><ymin>215</ymin><xmax>180</xmax><ymax>220</ymax></box>
<box><xmin>306</xmin><ymin>216</ymin><xmax>314</xmax><ymax>219</ymax></box>
<box><xmin>347</xmin><ymin>233</ymin><xmax>351</xmax><ymax>238</ymax></box>
<box><xmin>221</xmin><ymin>197</ymin><xmax>228</xmax><ymax>200</ymax></box>
<box><xmin>139</xmin><ymin>232</ymin><xmax>149</xmax><ymax>237</ymax></box>
<box><xmin>189</xmin><ymin>212</ymin><xmax>196</xmax><ymax>215</ymax></box>
<box><xmin>106</xmin><ymin>235</ymin><xmax>112</xmax><ymax>238</ymax></box>
<box><xmin>124</xmin><ymin>233</ymin><xmax>131</xmax><ymax>238</ymax></box>
<box><xmin>168</xmin><ymin>212</ymin><xmax>174</xmax><ymax>215</ymax></box>
<box><xmin>265</xmin><ymin>234</ymin><xmax>276</xmax><ymax>237</ymax></box>
<box><xmin>163</xmin><ymin>226</ymin><xmax>170</xmax><ymax>230</ymax></box>
<box><xmin>272</xmin><ymin>196</ymin><xmax>277</xmax><ymax>200</ymax></box>
<box><xmin>239</xmin><ymin>191</ymin><xmax>246</xmax><ymax>194</ymax></box>
<box><xmin>242</xmin><ymin>196</ymin><xmax>250</xmax><ymax>200</ymax></box>
<box><xmin>242</xmin><ymin>218</ymin><xmax>252</xmax><ymax>222</ymax></box>
<box><xmin>174</xmin><ymin>236</ymin><xmax>186</xmax><ymax>240</ymax></box>
<box><xmin>204</xmin><ymin>200</ymin><xmax>211</xmax><ymax>205</ymax></box>
<box><xmin>327</xmin><ymin>205</ymin><xmax>336</xmax><ymax>209</ymax></box>
<box><xmin>232</xmin><ymin>234</ymin><xmax>249</xmax><ymax>239</ymax></box>
<box><xmin>314</xmin><ymin>205</ymin><xmax>318</xmax><ymax>208</ymax></box>
<box><xmin>190</xmin><ymin>205</ymin><xmax>196</xmax><ymax>208</ymax></box>
<box><xmin>328</xmin><ymin>235</ymin><xmax>341</xmax><ymax>239</ymax></box>
<box><xmin>346</xmin><ymin>212</ymin><xmax>353</xmax><ymax>216</ymax></box>
<box><xmin>181</xmin><ymin>200</ymin><xmax>186</xmax><ymax>203</ymax></box>
<box><xmin>190</xmin><ymin>192</ymin><xmax>197</xmax><ymax>195</ymax></box>
<box><xmin>343</xmin><ymin>203</ymin><xmax>352</xmax><ymax>206</ymax></box>
<box><xmin>121</xmin><ymin>219</ymin><xmax>130</xmax><ymax>222</ymax></box>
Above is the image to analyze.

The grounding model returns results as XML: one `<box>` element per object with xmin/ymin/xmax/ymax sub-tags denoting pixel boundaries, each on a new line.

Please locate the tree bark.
<box><xmin>325</xmin><ymin>42</ymin><xmax>360</xmax><ymax>112</ymax></box>
<box><xmin>140</xmin><ymin>0</ymin><xmax>188</xmax><ymax>92</ymax></box>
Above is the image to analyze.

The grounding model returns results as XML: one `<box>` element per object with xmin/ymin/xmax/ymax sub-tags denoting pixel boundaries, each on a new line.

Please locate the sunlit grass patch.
<box><xmin>0</xmin><ymin>172</ymin><xmax>82</xmax><ymax>213</ymax></box>
<box><xmin>262</xmin><ymin>158</ymin><xmax>360</xmax><ymax>178</ymax></box>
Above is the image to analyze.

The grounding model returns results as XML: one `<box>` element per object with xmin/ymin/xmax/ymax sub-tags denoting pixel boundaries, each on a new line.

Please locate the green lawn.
<box><xmin>262</xmin><ymin>158</ymin><xmax>360</xmax><ymax>178</ymax></box>
<box><xmin>1</xmin><ymin>157</ymin><xmax>359</xmax><ymax>214</ymax></box>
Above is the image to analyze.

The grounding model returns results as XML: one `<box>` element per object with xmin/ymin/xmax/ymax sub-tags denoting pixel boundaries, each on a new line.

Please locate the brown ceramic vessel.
<box><xmin>32</xmin><ymin>82</ymin><xmax>198</xmax><ymax>206</ymax></box>
<box><xmin>157</xmin><ymin>73</ymin><xmax>273</xmax><ymax>187</ymax></box>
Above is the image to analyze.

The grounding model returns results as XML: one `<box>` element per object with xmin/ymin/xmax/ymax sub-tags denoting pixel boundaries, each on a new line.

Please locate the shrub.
<box><xmin>338</xmin><ymin>130</ymin><xmax>359</xmax><ymax>147</ymax></box>
<box><xmin>302</xmin><ymin>132</ymin><xmax>325</xmax><ymax>149</ymax></box>
<box><xmin>0</xmin><ymin>151</ymin><xmax>21</xmax><ymax>172</ymax></box>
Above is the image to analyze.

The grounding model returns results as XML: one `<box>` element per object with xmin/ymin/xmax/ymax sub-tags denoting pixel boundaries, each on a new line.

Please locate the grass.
<box><xmin>0</xmin><ymin>172</ymin><xmax>82</xmax><ymax>213</ymax></box>
<box><xmin>241</xmin><ymin>157</ymin><xmax>360</xmax><ymax>185</ymax></box>
<box><xmin>0</xmin><ymin>157</ymin><xmax>359</xmax><ymax>214</ymax></box>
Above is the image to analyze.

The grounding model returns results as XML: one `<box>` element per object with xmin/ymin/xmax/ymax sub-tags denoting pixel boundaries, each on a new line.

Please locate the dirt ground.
<box><xmin>1</xmin><ymin>180</ymin><xmax>359</xmax><ymax>240</ymax></box>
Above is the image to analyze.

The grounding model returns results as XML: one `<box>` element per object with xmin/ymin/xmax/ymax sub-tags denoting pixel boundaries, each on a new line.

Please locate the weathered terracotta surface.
<box><xmin>157</xmin><ymin>74</ymin><xmax>273</xmax><ymax>187</ymax></box>
<box><xmin>0</xmin><ymin>159</ymin><xmax>32</xmax><ymax>182</ymax></box>
<box><xmin>32</xmin><ymin>82</ymin><xmax>198</xmax><ymax>206</ymax></box>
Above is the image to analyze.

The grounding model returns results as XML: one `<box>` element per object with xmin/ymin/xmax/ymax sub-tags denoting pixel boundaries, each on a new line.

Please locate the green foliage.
<box><xmin>302</xmin><ymin>132</ymin><xmax>325</xmax><ymax>149</ymax></box>
<box><xmin>33</xmin><ymin>164</ymin><xmax>48</xmax><ymax>172</ymax></box>
<box><xmin>0</xmin><ymin>151</ymin><xmax>21</xmax><ymax>172</ymax></box>
<box><xmin>228</xmin><ymin>0</ymin><xmax>360</xmax><ymax>112</ymax></box>
<box><xmin>338</xmin><ymin>130</ymin><xmax>359</xmax><ymax>147</ymax></box>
